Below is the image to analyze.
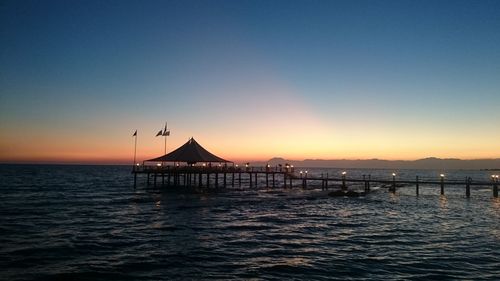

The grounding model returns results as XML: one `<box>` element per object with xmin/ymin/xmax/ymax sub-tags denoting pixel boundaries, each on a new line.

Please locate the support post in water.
<box><xmin>440</xmin><ymin>174</ymin><xmax>445</xmax><ymax>195</ymax></box>
<box><xmin>492</xmin><ymin>175</ymin><xmax>498</xmax><ymax>198</ymax></box>
<box><xmin>391</xmin><ymin>173</ymin><xmax>396</xmax><ymax>193</ymax></box>
<box><xmin>342</xmin><ymin>171</ymin><xmax>347</xmax><ymax>191</ymax></box>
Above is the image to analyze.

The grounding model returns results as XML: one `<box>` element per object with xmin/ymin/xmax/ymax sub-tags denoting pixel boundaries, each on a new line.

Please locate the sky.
<box><xmin>1</xmin><ymin>0</ymin><xmax>500</xmax><ymax>164</ymax></box>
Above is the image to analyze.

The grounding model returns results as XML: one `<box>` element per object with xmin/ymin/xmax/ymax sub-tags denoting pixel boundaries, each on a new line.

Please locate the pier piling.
<box><xmin>391</xmin><ymin>174</ymin><xmax>396</xmax><ymax>193</ymax></box>
<box><xmin>493</xmin><ymin>179</ymin><xmax>498</xmax><ymax>198</ymax></box>
<box><xmin>440</xmin><ymin>176</ymin><xmax>445</xmax><ymax>195</ymax></box>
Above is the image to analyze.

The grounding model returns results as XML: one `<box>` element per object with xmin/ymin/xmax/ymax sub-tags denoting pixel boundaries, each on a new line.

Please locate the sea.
<box><xmin>0</xmin><ymin>165</ymin><xmax>499</xmax><ymax>280</ymax></box>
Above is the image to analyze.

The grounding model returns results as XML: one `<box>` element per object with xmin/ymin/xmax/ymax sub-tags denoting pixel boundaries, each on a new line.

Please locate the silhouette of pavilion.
<box><xmin>145</xmin><ymin>137</ymin><xmax>232</xmax><ymax>165</ymax></box>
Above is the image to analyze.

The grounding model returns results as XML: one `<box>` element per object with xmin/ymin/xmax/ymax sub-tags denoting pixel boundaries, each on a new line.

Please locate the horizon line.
<box><xmin>2</xmin><ymin>156</ymin><xmax>500</xmax><ymax>166</ymax></box>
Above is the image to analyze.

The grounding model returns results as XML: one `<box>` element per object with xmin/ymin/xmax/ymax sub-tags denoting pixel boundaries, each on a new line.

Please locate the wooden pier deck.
<box><xmin>132</xmin><ymin>166</ymin><xmax>500</xmax><ymax>198</ymax></box>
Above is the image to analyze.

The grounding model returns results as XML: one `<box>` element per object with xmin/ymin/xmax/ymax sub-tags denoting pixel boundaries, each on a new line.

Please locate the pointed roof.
<box><xmin>146</xmin><ymin>138</ymin><xmax>231</xmax><ymax>164</ymax></box>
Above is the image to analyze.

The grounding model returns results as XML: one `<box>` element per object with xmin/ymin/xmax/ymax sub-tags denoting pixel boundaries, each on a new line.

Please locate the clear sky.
<box><xmin>1</xmin><ymin>0</ymin><xmax>499</xmax><ymax>164</ymax></box>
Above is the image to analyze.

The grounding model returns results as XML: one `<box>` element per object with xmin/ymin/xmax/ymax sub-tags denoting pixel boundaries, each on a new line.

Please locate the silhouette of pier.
<box><xmin>132</xmin><ymin>137</ymin><xmax>499</xmax><ymax>198</ymax></box>
<box><xmin>132</xmin><ymin>165</ymin><xmax>499</xmax><ymax>198</ymax></box>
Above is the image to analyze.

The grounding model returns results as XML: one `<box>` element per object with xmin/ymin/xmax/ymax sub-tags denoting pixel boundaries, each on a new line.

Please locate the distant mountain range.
<box><xmin>246</xmin><ymin>157</ymin><xmax>500</xmax><ymax>170</ymax></box>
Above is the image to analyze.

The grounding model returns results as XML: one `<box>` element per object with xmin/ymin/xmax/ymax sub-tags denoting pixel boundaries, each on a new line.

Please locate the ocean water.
<box><xmin>0</xmin><ymin>165</ymin><xmax>499</xmax><ymax>280</ymax></box>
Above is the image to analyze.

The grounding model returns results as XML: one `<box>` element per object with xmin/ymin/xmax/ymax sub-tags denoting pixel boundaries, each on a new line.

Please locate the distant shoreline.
<box><xmin>1</xmin><ymin>160</ymin><xmax>500</xmax><ymax>171</ymax></box>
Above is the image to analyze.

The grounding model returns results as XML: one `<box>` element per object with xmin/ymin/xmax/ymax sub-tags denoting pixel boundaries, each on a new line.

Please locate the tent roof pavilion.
<box><xmin>146</xmin><ymin>137</ymin><xmax>232</xmax><ymax>164</ymax></box>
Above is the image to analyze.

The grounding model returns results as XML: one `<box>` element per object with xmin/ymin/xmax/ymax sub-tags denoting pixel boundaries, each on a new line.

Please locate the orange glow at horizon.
<box><xmin>2</xmin><ymin>117</ymin><xmax>500</xmax><ymax>164</ymax></box>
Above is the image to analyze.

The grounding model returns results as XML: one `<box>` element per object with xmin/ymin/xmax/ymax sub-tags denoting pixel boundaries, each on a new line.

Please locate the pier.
<box><xmin>132</xmin><ymin>137</ymin><xmax>499</xmax><ymax>198</ymax></box>
<box><xmin>132</xmin><ymin>165</ymin><xmax>500</xmax><ymax>198</ymax></box>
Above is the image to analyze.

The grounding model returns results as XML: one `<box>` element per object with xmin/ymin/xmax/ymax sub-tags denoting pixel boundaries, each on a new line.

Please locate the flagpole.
<box><xmin>164</xmin><ymin>122</ymin><xmax>168</xmax><ymax>156</ymax></box>
<box><xmin>133</xmin><ymin>130</ymin><xmax>137</xmax><ymax>171</ymax></box>
<box><xmin>163</xmin><ymin>133</ymin><xmax>166</xmax><ymax>168</ymax></box>
<box><xmin>167</xmin><ymin>122</ymin><xmax>170</xmax><ymax>155</ymax></box>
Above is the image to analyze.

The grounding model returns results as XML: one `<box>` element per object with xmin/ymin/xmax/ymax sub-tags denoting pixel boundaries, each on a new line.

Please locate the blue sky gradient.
<box><xmin>1</xmin><ymin>0</ymin><xmax>499</xmax><ymax>162</ymax></box>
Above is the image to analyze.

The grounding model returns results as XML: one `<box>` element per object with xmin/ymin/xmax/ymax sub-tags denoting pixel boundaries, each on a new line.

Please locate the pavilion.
<box><xmin>144</xmin><ymin>137</ymin><xmax>232</xmax><ymax>166</ymax></box>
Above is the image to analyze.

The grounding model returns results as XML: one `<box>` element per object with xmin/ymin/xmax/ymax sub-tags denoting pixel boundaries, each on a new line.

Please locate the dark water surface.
<box><xmin>1</xmin><ymin>165</ymin><xmax>499</xmax><ymax>280</ymax></box>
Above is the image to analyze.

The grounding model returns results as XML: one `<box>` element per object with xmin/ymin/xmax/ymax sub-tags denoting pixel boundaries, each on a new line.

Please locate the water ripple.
<box><xmin>0</xmin><ymin>165</ymin><xmax>499</xmax><ymax>280</ymax></box>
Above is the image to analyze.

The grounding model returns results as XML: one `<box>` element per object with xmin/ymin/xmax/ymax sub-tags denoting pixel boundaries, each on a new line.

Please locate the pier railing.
<box><xmin>132</xmin><ymin>164</ymin><xmax>295</xmax><ymax>173</ymax></box>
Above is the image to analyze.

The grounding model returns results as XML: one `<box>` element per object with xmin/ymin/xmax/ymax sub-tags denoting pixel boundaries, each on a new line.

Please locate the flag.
<box><xmin>132</xmin><ymin>130</ymin><xmax>137</xmax><ymax>137</ymax></box>
<box><xmin>162</xmin><ymin>122</ymin><xmax>170</xmax><ymax>136</ymax></box>
<box><xmin>155</xmin><ymin>130</ymin><xmax>163</xmax><ymax>137</ymax></box>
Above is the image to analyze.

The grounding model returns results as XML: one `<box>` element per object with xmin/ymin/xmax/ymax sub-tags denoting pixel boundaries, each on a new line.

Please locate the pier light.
<box><xmin>235</xmin><ymin>164</ymin><xmax>238</xmax><ymax>167</ymax></box>
<box><xmin>176</xmin><ymin>163</ymin><xmax>179</xmax><ymax>167</ymax></box>
<box><xmin>440</xmin><ymin>174</ymin><xmax>445</xmax><ymax>178</ymax></box>
<box><xmin>136</xmin><ymin>163</ymin><xmax>140</xmax><ymax>166</ymax></box>
<box><xmin>218</xmin><ymin>164</ymin><xmax>221</xmax><ymax>167</ymax></box>
<box><xmin>245</xmin><ymin>163</ymin><xmax>249</xmax><ymax>168</ymax></box>
<box><xmin>157</xmin><ymin>163</ymin><xmax>162</xmax><ymax>167</ymax></box>
<box><xmin>202</xmin><ymin>163</ymin><xmax>206</xmax><ymax>167</ymax></box>
<box><xmin>342</xmin><ymin>171</ymin><xmax>347</xmax><ymax>175</ymax></box>
<box><xmin>305</xmin><ymin>170</ymin><xmax>308</xmax><ymax>174</ymax></box>
<box><xmin>300</xmin><ymin>171</ymin><xmax>303</xmax><ymax>174</ymax></box>
<box><xmin>392</xmin><ymin>173</ymin><xmax>396</xmax><ymax>177</ymax></box>
<box><xmin>291</xmin><ymin>165</ymin><xmax>294</xmax><ymax>168</ymax></box>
